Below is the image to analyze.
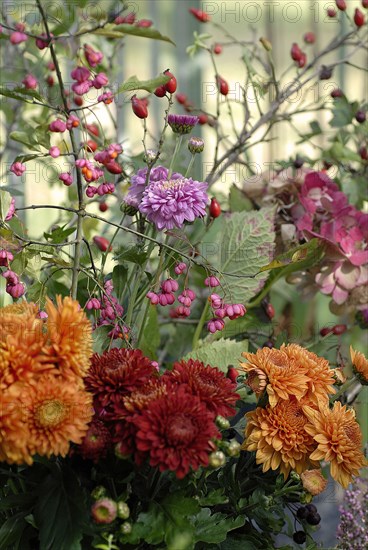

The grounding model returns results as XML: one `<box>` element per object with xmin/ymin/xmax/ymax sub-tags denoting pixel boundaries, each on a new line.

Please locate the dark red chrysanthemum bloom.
<box><xmin>77</xmin><ymin>418</ymin><xmax>111</xmax><ymax>462</ymax></box>
<box><xmin>163</xmin><ymin>359</ymin><xmax>239</xmax><ymax>418</ymax></box>
<box><xmin>112</xmin><ymin>379</ymin><xmax>168</xmax><ymax>462</ymax></box>
<box><xmin>134</xmin><ymin>386</ymin><xmax>220</xmax><ymax>478</ymax></box>
<box><xmin>84</xmin><ymin>348</ymin><xmax>156</xmax><ymax>414</ymax></box>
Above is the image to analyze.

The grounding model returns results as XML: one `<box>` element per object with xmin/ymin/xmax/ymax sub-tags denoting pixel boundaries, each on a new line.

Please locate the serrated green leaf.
<box><xmin>190</xmin><ymin>508</ymin><xmax>245</xmax><ymax>544</ymax></box>
<box><xmin>259</xmin><ymin>239</ymin><xmax>321</xmax><ymax>272</ymax></box>
<box><xmin>117</xmin><ymin>74</ymin><xmax>170</xmax><ymax>94</ymax></box>
<box><xmin>198</xmin><ymin>488</ymin><xmax>229</xmax><ymax>506</ymax></box>
<box><xmin>330</xmin><ymin>97</ymin><xmax>355</xmax><ymax>128</ymax></box>
<box><xmin>123</xmin><ymin>503</ymin><xmax>165</xmax><ymax>545</ymax></box>
<box><xmin>113</xmin><ymin>23</ymin><xmax>175</xmax><ymax>44</ymax></box>
<box><xmin>328</xmin><ymin>142</ymin><xmax>362</xmax><ymax>163</ymax></box>
<box><xmin>229</xmin><ymin>185</ymin><xmax>253</xmax><ymax>212</ymax></box>
<box><xmin>183</xmin><ymin>339</ymin><xmax>247</xmax><ymax>372</ymax></box>
<box><xmin>44</xmin><ymin>225</ymin><xmax>76</xmax><ymax>244</ymax></box>
<box><xmin>0</xmin><ymin>86</ymin><xmax>43</xmax><ymax>103</ymax></box>
<box><xmin>199</xmin><ymin>208</ymin><xmax>275</xmax><ymax>304</ymax></box>
<box><xmin>9</xmin><ymin>131</ymin><xmax>40</xmax><ymax>151</ymax></box>
<box><xmin>0</xmin><ymin>190</ymin><xmax>12</xmax><ymax>221</ymax></box>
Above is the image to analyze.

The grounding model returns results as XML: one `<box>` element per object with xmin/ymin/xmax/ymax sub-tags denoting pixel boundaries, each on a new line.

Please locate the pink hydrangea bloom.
<box><xmin>316</xmin><ymin>260</ymin><xmax>368</xmax><ymax>305</ymax></box>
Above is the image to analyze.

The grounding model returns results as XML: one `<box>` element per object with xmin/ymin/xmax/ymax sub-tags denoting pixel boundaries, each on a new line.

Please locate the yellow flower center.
<box><xmin>35</xmin><ymin>399</ymin><xmax>68</xmax><ymax>428</ymax></box>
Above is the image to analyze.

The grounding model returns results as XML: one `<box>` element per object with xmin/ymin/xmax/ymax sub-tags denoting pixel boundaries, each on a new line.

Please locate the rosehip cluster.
<box><xmin>207</xmin><ymin>293</ymin><xmax>246</xmax><ymax>333</ymax></box>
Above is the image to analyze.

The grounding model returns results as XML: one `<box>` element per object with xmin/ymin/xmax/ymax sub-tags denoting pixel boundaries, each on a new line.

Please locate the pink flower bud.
<box><xmin>91</xmin><ymin>498</ymin><xmax>117</xmax><ymax>524</ymax></box>
<box><xmin>22</xmin><ymin>74</ymin><xmax>38</xmax><ymax>89</ymax></box>
<box><xmin>10</xmin><ymin>31</ymin><xmax>28</xmax><ymax>45</ymax></box>
<box><xmin>10</xmin><ymin>162</ymin><xmax>26</xmax><ymax>176</ymax></box>
<box><xmin>0</xmin><ymin>250</ymin><xmax>14</xmax><ymax>266</ymax></box>
<box><xmin>92</xmin><ymin>72</ymin><xmax>109</xmax><ymax>89</ymax></box>
<box><xmin>49</xmin><ymin>119</ymin><xmax>66</xmax><ymax>132</ymax></box>
<box><xmin>49</xmin><ymin>146</ymin><xmax>60</xmax><ymax>158</ymax></box>
<box><xmin>59</xmin><ymin>172</ymin><xmax>73</xmax><ymax>186</ymax></box>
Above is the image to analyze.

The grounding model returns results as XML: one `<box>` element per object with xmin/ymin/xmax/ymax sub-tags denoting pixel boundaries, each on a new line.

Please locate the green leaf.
<box><xmin>92</xmin><ymin>325</ymin><xmax>111</xmax><ymax>354</ymax></box>
<box><xmin>123</xmin><ymin>503</ymin><xmax>166</xmax><ymax>545</ymax></box>
<box><xmin>183</xmin><ymin>338</ymin><xmax>247</xmax><ymax>372</ymax></box>
<box><xmin>117</xmin><ymin>74</ymin><xmax>171</xmax><ymax>94</ymax></box>
<box><xmin>198</xmin><ymin>488</ymin><xmax>229</xmax><ymax>506</ymax></box>
<box><xmin>259</xmin><ymin>239</ymin><xmax>321</xmax><ymax>272</ymax></box>
<box><xmin>112</xmin><ymin>264</ymin><xmax>128</xmax><ymax>301</ymax></box>
<box><xmin>229</xmin><ymin>185</ymin><xmax>253</xmax><ymax>212</ymax></box>
<box><xmin>139</xmin><ymin>304</ymin><xmax>160</xmax><ymax>360</ymax></box>
<box><xmin>0</xmin><ymin>513</ymin><xmax>28</xmax><ymax>548</ymax></box>
<box><xmin>113</xmin><ymin>23</ymin><xmax>175</xmax><ymax>44</ymax></box>
<box><xmin>44</xmin><ymin>225</ymin><xmax>77</xmax><ymax>244</ymax></box>
<box><xmin>328</xmin><ymin>142</ymin><xmax>362</xmax><ymax>163</ymax></box>
<box><xmin>200</xmin><ymin>208</ymin><xmax>276</xmax><ymax>304</ymax></box>
<box><xmin>114</xmin><ymin>243</ymin><xmax>148</xmax><ymax>264</ymax></box>
<box><xmin>0</xmin><ymin>190</ymin><xmax>12</xmax><ymax>221</ymax></box>
<box><xmin>34</xmin><ymin>464</ymin><xmax>87</xmax><ymax>550</ymax></box>
<box><xmin>330</xmin><ymin>97</ymin><xmax>357</xmax><ymax>128</ymax></box>
<box><xmin>191</xmin><ymin>508</ymin><xmax>245</xmax><ymax>544</ymax></box>
<box><xmin>9</xmin><ymin>131</ymin><xmax>40</xmax><ymax>151</ymax></box>
<box><xmin>0</xmin><ymin>86</ymin><xmax>43</xmax><ymax>103</ymax></box>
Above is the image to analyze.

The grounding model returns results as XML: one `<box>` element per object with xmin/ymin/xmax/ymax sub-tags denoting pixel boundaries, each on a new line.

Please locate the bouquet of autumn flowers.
<box><xmin>0</xmin><ymin>297</ymin><xmax>366</xmax><ymax>549</ymax></box>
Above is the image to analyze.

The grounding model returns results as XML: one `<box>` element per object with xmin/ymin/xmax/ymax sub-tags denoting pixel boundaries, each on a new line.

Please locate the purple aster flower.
<box><xmin>139</xmin><ymin>175</ymin><xmax>208</xmax><ymax>230</ymax></box>
<box><xmin>168</xmin><ymin>114</ymin><xmax>199</xmax><ymax>134</ymax></box>
<box><xmin>125</xmin><ymin>165</ymin><xmax>181</xmax><ymax>208</ymax></box>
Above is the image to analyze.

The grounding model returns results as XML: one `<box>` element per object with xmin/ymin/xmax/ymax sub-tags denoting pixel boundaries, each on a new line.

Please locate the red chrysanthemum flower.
<box><xmin>134</xmin><ymin>386</ymin><xmax>220</xmax><ymax>478</ymax></box>
<box><xmin>84</xmin><ymin>348</ymin><xmax>156</xmax><ymax>414</ymax></box>
<box><xmin>77</xmin><ymin>418</ymin><xmax>112</xmax><ymax>462</ymax></box>
<box><xmin>163</xmin><ymin>359</ymin><xmax>239</xmax><ymax>418</ymax></box>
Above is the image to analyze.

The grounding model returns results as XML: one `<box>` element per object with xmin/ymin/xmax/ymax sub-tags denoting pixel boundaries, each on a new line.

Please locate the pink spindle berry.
<box><xmin>84</xmin><ymin>44</ymin><xmax>103</xmax><ymax>67</ymax></box>
<box><xmin>86</xmin><ymin>186</ymin><xmax>97</xmax><ymax>198</ymax></box>
<box><xmin>35</xmin><ymin>33</ymin><xmax>53</xmax><ymax>49</ymax></box>
<box><xmin>147</xmin><ymin>291</ymin><xmax>159</xmax><ymax>305</ymax></box>
<box><xmin>7</xmin><ymin>282</ymin><xmax>25</xmax><ymax>299</ymax></box>
<box><xmin>0</xmin><ymin>250</ymin><xmax>13</xmax><ymax>266</ymax></box>
<box><xmin>214</xmin><ymin>308</ymin><xmax>226</xmax><ymax>319</ymax></box>
<box><xmin>49</xmin><ymin>119</ymin><xmax>67</xmax><ymax>133</ymax></box>
<box><xmin>174</xmin><ymin>262</ymin><xmax>187</xmax><ymax>275</ymax></box>
<box><xmin>86</xmin><ymin>298</ymin><xmax>101</xmax><ymax>310</ymax></box>
<box><xmin>49</xmin><ymin>146</ymin><xmax>60</xmax><ymax>158</ymax></box>
<box><xmin>72</xmin><ymin>81</ymin><xmax>92</xmax><ymax>95</ymax></box>
<box><xmin>22</xmin><ymin>74</ymin><xmax>38</xmax><ymax>89</ymax></box>
<box><xmin>204</xmin><ymin>275</ymin><xmax>220</xmax><ymax>287</ymax></box>
<box><xmin>136</xmin><ymin>19</ymin><xmax>152</xmax><ymax>27</ymax></box>
<box><xmin>178</xmin><ymin>295</ymin><xmax>192</xmax><ymax>307</ymax></box>
<box><xmin>175</xmin><ymin>305</ymin><xmax>191</xmax><ymax>317</ymax></box>
<box><xmin>71</xmin><ymin>66</ymin><xmax>90</xmax><ymax>82</ymax></box>
<box><xmin>38</xmin><ymin>310</ymin><xmax>48</xmax><ymax>319</ymax></box>
<box><xmin>59</xmin><ymin>172</ymin><xmax>73</xmax><ymax>186</ymax></box>
<box><xmin>10</xmin><ymin>31</ymin><xmax>28</xmax><ymax>45</ymax></box>
<box><xmin>66</xmin><ymin>114</ymin><xmax>80</xmax><ymax>129</ymax></box>
<box><xmin>5</xmin><ymin>198</ymin><xmax>15</xmax><ymax>221</ymax></box>
<box><xmin>2</xmin><ymin>270</ymin><xmax>19</xmax><ymax>285</ymax></box>
<box><xmin>115</xmin><ymin>12</ymin><xmax>136</xmax><ymax>24</ymax></box>
<box><xmin>92</xmin><ymin>72</ymin><xmax>109</xmax><ymax>89</ymax></box>
<box><xmin>159</xmin><ymin>293</ymin><xmax>175</xmax><ymax>306</ymax></box>
<box><xmin>98</xmin><ymin>92</ymin><xmax>114</xmax><ymax>104</ymax></box>
<box><xmin>227</xmin><ymin>303</ymin><xmax>246</xmax><ymax>320</ymax></box>
<box><xmin>10</xmin><ymin>162</ymin><xmax>26</xmax><ymax>176</ymax></box>
<box><xmin>209</xmin><ymin>293</ymin><xmax>222</xmax><ymax>309</ymax></box>
<box><xmin>180</xmin><ymin>288</ymin><xmax>196</xmax><ymax>301</ymax></box>
<box><xmin>207</xmin><ymin>318</ymin><xmax>225</xmax><ymax>333</ymax></box>
<box><xmin>161</xmin><ymin>279</ymin><xmax>179</xmax><ymax>293</ymax></box>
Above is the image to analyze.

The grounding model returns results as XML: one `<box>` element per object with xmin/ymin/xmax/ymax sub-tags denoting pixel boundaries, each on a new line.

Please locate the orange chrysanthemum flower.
<box><xmin>300</xmin><ymin>469</ymin><xmax>328</xmax><ymax>496</ymax></box>
<box><xmin>239</xmin><ymin>346</ymin><xmax>310</xmax><ymax>407</ymax></box>
<box><xmin>303</xmin><ymin>401</ymin><xmax>367</xmax><ymax>489</ymax></box>
<box><xmin>0</xmin><ymin>302</ymin><xmax>52</xmax><ymax>390</ymax></box>
<box><xmin>3</xmin><ymin>374</ymin><xmax>93</xmax><ymax>464</ymax></box>
<box><xmin>242</xmin><ymin>397</ymin><xmax>318</xmax><ymax>478</ymax></box>
<box><xmin>0</xmin><ymin>392</ymin><xmax>28</xmax><ymax>464</ymax></box>
<box><xmin>45</xmin><ymin>296</ymin><xmax>92</xmax><ymax>379</ymax></box>
<box><xmin>350</xmin><ymin>346</ymin><xmax>368</xmax><ymax>385</ymax></box>
<box><xmin>282</xmin><ymin>344</ymin><xmax>335</xmax><ymax>405</ymax></box>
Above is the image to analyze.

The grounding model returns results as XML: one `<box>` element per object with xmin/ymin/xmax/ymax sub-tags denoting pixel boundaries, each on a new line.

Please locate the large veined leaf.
<box><xmin>183</xmin><ymin>338</ymin><xmax>247</xmax><ymax>372</ymax></box>
<box><xmin>199</xmin><ymin>208</ymin><xmax>276</xmax><ymax>304</ymax></box>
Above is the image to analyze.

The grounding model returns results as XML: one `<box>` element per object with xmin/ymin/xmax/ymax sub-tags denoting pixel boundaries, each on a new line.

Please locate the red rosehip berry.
<box><xmin>216</xmin><ymin>75</ymin><xmax>229</xmax><ymax>96</ymax></box>
<box><xmin>176</xmin><ymin>93</ymin><xmax>187</xmax><ymax>104</ymax></box>
<box><xmin>131</xmin><ymin>95</ymin><xmax>148</xmax><ymax>119</ymax></box>
<box><xmin>359</xmin><ymin>146</ymin><xmax>368</xmax><ymax>160</ymax></box>
<box><xmin>331</xmin><ymin>88</ymin><xmax>343</xmax><ymax>98</ymax></box>
<box><xmin>354</xmin><ymin>8</ymin><xmax>365</xmax><ymax>27</ymax></box>
<box><xmin>320</xmin><ymin>327</ymin><xmax>332</xmax><ymax>337</ymax></box>
<box><xmin>297</xmin><ymin>52</ymin><xmax>307</xmax><ymax>68</ymax></box>
<box><xmin>85</xmin><ymin>139</ymin><xmax>98</xmax><ymax>152</ymax></box>
<box><xmin>213</xmin><ymin>43</ymin><xmax>223</xmax><ymax>54</ymax></box>
<box><xmin>332</xmin><ymin>324</ymin><xmax>347</xmax><ymax>335</ymax></box>
<box><xmin>93</xmin><ymin>236</ymin><xmax>111</xmax><ymax>252</ymax></box>
<box><xmin>335</xmin><ymin>0</ymin><xmax>346</xmax><ymax>11</ymax></box>
<box><xmin>154</xmin><ymin>85</ymin><xmax>166</xmax><ymax>97</ymax></box>
<box><xmin>362</xmin><ymin>0</ymin><xmax>368</xmax><ymax>8</ymax></box>
<box><xmin>265</xmin><ymin>303</ymin><xmax>275</xmax><ymax>320</ymax></box>
<box><xmin>105</xmin><ymin>160</ymin><xmax>123</xmax><ymax>174</ymax></box>
<box><xmin>74</xmin><ymin>95</ymin><xmax>83</xmax><ymax>106</ymax></box>
<box><xmin>163</xmin><ymin>70</ymin><xmax>177</xmax><ymax>94</ymax></box>
<box><xmin>209</xmin><ymin>197</ymin><xmax>221</xmax><ymax>218</ymax></box>
<box><xmin>189</xmin><ymin>7</ymin><xmax>210</xmax><ymax>22</ymax></box>
<box><xmin>46</xmin><ymin>75</ymin><xmax>54</xmax><ymax>86</ymax></box>
<box><xmin>198</xmin><ymin>113</ymin><xmax>208</xmax><ymax>125</ymax></box>
<box><xmin>290</xmin><ymin>43</ymin><xmax>302</xmax><ymax>61</ymax></box>
<box><xmin>303</xmin><ymin>32</ymin><xmax>315</xmax><ymax>44</ymax></box>
<box><xmin>99</xmin><ymin>202</ymin><xmax>108</xmax><ymax>212</ymax></box>
<box><xmin>86</xmin><ymin>124</ymin><xmax>99</xmax><ymax>137</ymax></box>
<box><xmin>327</xmin><ymin>8</ymin><xmax>337</xmax><ymax>17</ymax></box>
